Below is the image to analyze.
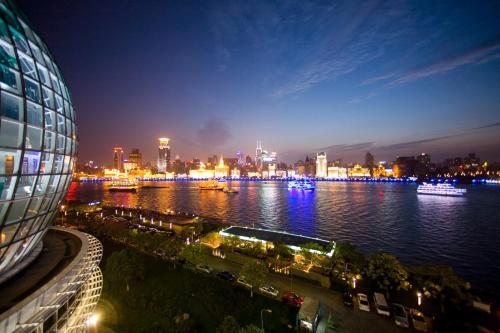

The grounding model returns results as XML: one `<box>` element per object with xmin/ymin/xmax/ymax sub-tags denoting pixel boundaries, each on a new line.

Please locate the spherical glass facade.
<box><xmin>0</xmin><ymin>0</ymin><xmax>76</xmax><ymax>274</ymax></box>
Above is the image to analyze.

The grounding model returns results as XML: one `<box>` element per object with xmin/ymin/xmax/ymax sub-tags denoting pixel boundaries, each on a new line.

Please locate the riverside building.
<box><xmin>0</xmin><ymin>1</ymin><xmax>102</xmax><ymax>331</ymax></box>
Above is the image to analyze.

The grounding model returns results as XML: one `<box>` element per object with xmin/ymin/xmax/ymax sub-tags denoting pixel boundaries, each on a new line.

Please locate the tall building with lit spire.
<box><xmin>316</xmin><ymin>152</ymin><xmax>327</xmax><ymax>178</ymax></box>
<box><xmin>215</xmin><ymin>155</ymin><xmax>229</xmax><ymax>178</ymax></box>
<box><xmin>113</xmin><ymin>147</ymin><xmax>124</xmax><ymax>171</ymax></box>
<box><xmin>256</xmin><ymin>141</ymin><xmax>263</xmax><ymax>170</ymax></box>
<box><xmin>157</xmin><ymin>138</ymin><xmax>170</xmax><ymax>172</ymax></box>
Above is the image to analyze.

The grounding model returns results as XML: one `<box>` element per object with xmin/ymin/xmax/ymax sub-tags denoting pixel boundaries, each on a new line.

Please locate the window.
<box><xmin>0</xmin><ymin>17</ymin><xmax>11</xmax><ymax>43</ymax></box>
<box><xmin>27</xmin><ymin>102</ymin><xmax>43</xmax><ymax>126</ymax></box>
<box><xmin>22</xmin><ymin>150</ymin><xmax>41</xmax><ymax>174</ymax></box>
<box><xmin>43</xmin><ymin>130</ymin><xmax>55</xmax><ymax>152</ymax></box>
<box><xmin>5</xmin><ymin>198</ymin><xmax>29</xmax><ymax>223</ymax></box>
<box><xmin>42</xmin><ymin>86</ymin><xmax>54</xmax><ymax>108</ymax></box>
<box><xmin>15</xmin><ymin>175</ymin><xmax>37</xmax><ymax>198</ymax></box>
<box><xmin>1</xmin><ymin>91</ymin><xmax>23</xmax><ymax>121</ymax></box>
<box><xmin>44</xmin><ymin>110</ymin><xmax>55</xmax><ymax>130</ymax></box>
<box><xmin>47</xmin><ymin>174</ymin><xmax>60</xmax><ymax>193</ymax></box>
<box><xmin>65</xmin><ymin>137</ymin><xmax>72</xmax><ymax>155</ymax></box>
<box><xmin>0</xmin><ymin>39</ymin><xmax>17</xmax><ymax>68</ymax></box>
<box><xmin>0</xmin><ymin>4</ymin><xmax>20</xmax><ymax>29</ymax></box>
<box><xmin>26</xmin><ymin>197</ymin><xmax>43</xmax><ymax>217</ymax></box>
<box><xmin>0</xmin><ymin>149</ymin><xmax>21</xmax><ymax>175</ymax></box>
<box><xmin>19</xmin><ymin>52</ymin><xmax>37</xmax><ymax>79</ymax></box>
<box><xmin>28</xmin><ymin>41</ymin><xmax>45</xmax><ymax>65</ymax></box>
<box><xmin>26</xmin><ymin>126</ymin><xmax>42</xmax><ymax>150</ymax></box>
<box><xmin>0</xmin><ymin>223</ymin><xmax>18</xmax><ymax>246</ymax></box>
<box><xmin>56</xmin><ymin>134</ymin><xmax>65</xmax><ymax>154</ymax></box>
<box><xmin>24</xmin><ymin>76</ymin><xmax>40</xmax><ymax>103</ymax></box>
<box><xmin>55</xmin><ymin>94</ymin><xmax>63</xmax><ymax>113</ymax></box>
<box><xmin>50</xmin><ymin>73</ymin><xmax>60</xmax><ymax>94</ymax></box>
<box><xmin>56</xmin><ymin>114</ymin><xmax>65</xmax><ymax>133</ymax></box>
<box><xmin>0</xmin><ymin>176</ymin><xmax>16</xmax><ymax>200</ymax></box>
<box><xmin>37</xmin><ymin>64</ymin><xmax>50</xmax><ymax>87</ymax></box>
<box><xmin>9</xmin><ymin>27</ymin><xmax>30</xmax><ymax>54</ymax></box>
<box><xmin>0</xmin><ymin>119</ymin><xmax>23</xmax><ymax>148</ymax></box>
<box><xmin>34</xmin><ymin>174</ymin><xmax>50</xmax><ymax>194</ymax></box>
<box><xmin>53</xmin><ymin>155</ymin><xmax>63</xmax><ymax>174</ymax></box>
<box><xmin>0</xmin><ymin>63</ymin><xmax>20</xmax><ymax>93</ymax></box>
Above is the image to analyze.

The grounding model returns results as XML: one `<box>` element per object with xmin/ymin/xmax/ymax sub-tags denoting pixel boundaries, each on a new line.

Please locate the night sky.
<box><xmin>17</xmin><ymin>0</ymin><xmax>500</xmax><ymax>165</ymax></box>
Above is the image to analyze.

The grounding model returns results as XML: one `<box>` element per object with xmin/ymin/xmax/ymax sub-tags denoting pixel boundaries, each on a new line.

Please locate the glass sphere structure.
<box><xmin>0</xmin><ymin>0</ymin><xmax>76</xmax><ymax>274</ymax></box>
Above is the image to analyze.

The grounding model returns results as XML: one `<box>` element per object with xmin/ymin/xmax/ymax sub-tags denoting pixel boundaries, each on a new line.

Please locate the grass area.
<box><xmin>99</xmin><ymin>240</ymin><xmax>297</xmax><ymax>333</ymax></box>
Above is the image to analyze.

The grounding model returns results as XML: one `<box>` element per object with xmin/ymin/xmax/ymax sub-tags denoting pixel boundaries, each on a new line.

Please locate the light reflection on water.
<box><xmin>67</xmin><ymin>181</ymin><xmax>500</xmax><ymax>297</ymax></box>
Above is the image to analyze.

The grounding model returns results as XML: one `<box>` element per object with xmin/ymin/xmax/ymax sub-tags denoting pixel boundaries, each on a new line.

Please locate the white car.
<box><xmin>195</xmin><ymin>264</ymin><xmax>213</xmax><ymax>274</ymax></box>
<box><xmin>236</xmin><ymin>276</ymin><xmax>252</xmax><ymax>289</ymax></box>
<box><xmin>259</xmin><ymin>285</ymin><xmax>279</xmax><ymax>298</ymax></box>
<box><xmin>357</xmin><ymin>293</ymin><xmax>370</xmax><ymax>312</ymax></box>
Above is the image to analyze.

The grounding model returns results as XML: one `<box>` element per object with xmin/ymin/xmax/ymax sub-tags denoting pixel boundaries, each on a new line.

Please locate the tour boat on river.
<box><xmin>108</xmin><ymin>179</ymin><xmax>138</xmax><ymax>192</ymax></box>
<box><xmin>288</xmin><ymin>179</ymin><xmax>315</xmax><ymax>191</ymax></box>
<box><xmin>417</xmin><ymin>182</ymin><xmax>466</xmax><ymax>196</ymax></box>
<box><xmin>199</xmin><ymin>180</ymin><xmax>226</xmax><ymax>191</ymax></box>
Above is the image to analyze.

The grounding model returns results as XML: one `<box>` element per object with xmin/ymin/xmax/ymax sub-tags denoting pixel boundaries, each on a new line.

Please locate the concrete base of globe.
<box><xmin>0</xmin><ymin>227</ymin><xmax>103</xmax><ymax>333</ymax></box>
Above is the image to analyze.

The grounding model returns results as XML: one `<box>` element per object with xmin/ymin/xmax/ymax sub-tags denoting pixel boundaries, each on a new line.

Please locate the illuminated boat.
<box><xmin>223</xmin><ymin>188</ymin><xmax>238</xmax><ymax>194</ymax></box>
<box><xmin>108</xmin><ymin>179</ymin><xmax>138</xmax><ymax>192</ymax></box>
<box><xmin>288</xmin><ymin>179</ymin><xmax>315</xmax><ymax>191</ymax></box>
<box><xmin>199</xmin><ymin>180</ymin><xmax>226</xmax><ymax>191</ymax></box>
<box><xmin>416</xmin><ymin>183</ymin><xmax>466</xmax><ymax>196</ymax></box>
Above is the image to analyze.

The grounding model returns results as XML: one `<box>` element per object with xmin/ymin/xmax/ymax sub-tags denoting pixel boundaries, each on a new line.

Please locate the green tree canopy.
<box><xmin>366</xmin><ymin>252</ymin><xmax>410</xmax><ymax>292</ymax></box>
<box><xmin>216</xmin><ymin>315</ymin><xmax>239</xmax><ymax>333</ymax></box>
<box><xmin>240</xmin><ymin>260</ymin><xmax>269</xmax><ymax>297</ymax></box>
<box><xmin>105</xmin><ymin>248</ymin><xmax>145</xmax><ymax>292</ymax></box>
<box><xmin>180</xmin><ymin>242</ymin><xmax>209</xmax><ymax>265</ymax></box>
<box><xmin>239</xmin><ymin>324</ymin><xmax>264</xmax><ymax>333</ymax></box>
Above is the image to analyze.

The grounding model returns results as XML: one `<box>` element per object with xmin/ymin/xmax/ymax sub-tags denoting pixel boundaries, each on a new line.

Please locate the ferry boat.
<box><xmin>288</xmin><ymin>179</ymin><xmax>315</xmax><ymax>191</ymax></box>
<box><xmin>417</xmin><ymin>182</ymin><xmax>466</xmax><ymax>196</ymax></box>
<box><xmin>108</xmin><ymin>179</ymin><xmax>138</xmax><ymax>192</ymax></box>
<box><xmin>199</xmin><ymin>179</ymin><xmax>226</xmax><ymax>191</ymax></box>
<box><xmin>223</xmin><ymin>188</ymin><xmax>238</xmax><ymax>194</ymax></box>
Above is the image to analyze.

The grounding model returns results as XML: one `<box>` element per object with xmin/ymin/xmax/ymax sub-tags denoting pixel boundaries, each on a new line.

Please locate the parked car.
<box><xmin>216</xmin><ymin>271</ymin><xmax>236</xmax><ymax>282</ymax></box>
<box><xmin>343</xmin><ymin>292</ymin><xmax>354</xmax><ymax>307</ymax></box>
<box><xmin>373</xmin><ymin>292</ymin><xmax>391</xmax><ymax>316</ymax></box>
<box><xmin>236</xmin><ymin>276</ymin><xmax>252</xmax><ymax>289</ymax></box>
<box><xmin>259</xmin><ymin>285</ymin><xmax>279</xmax><ymax>298</ymax></box>
<box><xmin>392</xmin><ymin>303</ymin><xmax>409</xmax><ymax>328</ymax></box>
<box><xmin>409</xmin><ymin>309</ymin><xmax>428</xmax><ymax>332</ymax></box>
<box><xmin>282</xmin><ymin>290</ymin><xmax>304</xmax><ymax>307</ymax></box>
<box><xmin>357</xmin><ymin>293</ymin><xmax>370</xmax><ymax>312</ymax></box>
<box><xmin>195</xmin><ymin>264</ymin><xmax>213</xmax><ymax>274</ymax></box>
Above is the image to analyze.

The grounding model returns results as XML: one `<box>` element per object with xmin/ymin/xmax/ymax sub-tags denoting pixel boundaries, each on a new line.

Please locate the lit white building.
<box><xmin>327</xmin><ymin>166</ymin><xmax>348</xmax><ymax>179</ymax></box>
<box><xmin>316</xmin><ymin>152</ymin><xmax>327</xmax><ymax>178</ymax></box>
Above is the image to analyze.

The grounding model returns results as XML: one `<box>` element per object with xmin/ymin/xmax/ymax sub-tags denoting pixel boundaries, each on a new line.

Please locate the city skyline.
<box><xmin>18</xmin><ymin>0</ymin><xmax>500</xmax><ymax>164</ymax></box>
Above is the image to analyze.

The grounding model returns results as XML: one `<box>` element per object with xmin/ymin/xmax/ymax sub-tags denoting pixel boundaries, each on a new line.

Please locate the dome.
<box><xmin>0</xmin><ymin>0</ymin><xmax>76</xmax><ymax>275</ymax></box>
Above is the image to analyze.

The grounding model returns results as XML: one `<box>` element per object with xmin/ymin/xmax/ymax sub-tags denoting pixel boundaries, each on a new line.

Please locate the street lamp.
<box><xmin>352</xmin><ymin>277</ymin><xmax>357</xmax><ymax>289</ymax></box>
<box><xmin>261</xmin><ymin>309</ymin><xmax>272</xmax><ymax>331</ymax></box>
<box><xmin>417</xmin><ymin>291</ymin><xmax>422</xmax><ymax>306</ymax></box>
<box><xmin>86</xmin><ymin>313</ymin><xmax>99</xmax><ymax>332</ymax></box>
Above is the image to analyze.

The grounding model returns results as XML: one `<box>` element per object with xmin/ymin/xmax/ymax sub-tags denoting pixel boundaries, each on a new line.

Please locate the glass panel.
<box><xmin>0</xmin><ymin>63</ymin><xmax>20</xmax><ymax>93</ymax></box>
<box><xmin>42</xmin><ymin>86</ymin><xmax>54</xmax><ymax>108</ymax></box>
<box><xmin>25</xmin><ymin>126</ymin><xmax>42</xmax><ymax>150</ymax></box>
<box><xmin>22</xmin><ymin>150</ymin><xmax>41</xmax><ymax>174</ymax></box>
<box><xmin>44</xmin><ymin>110</ymin><xmax>55</xmax><ymax>130</ymax></box>
<box><xmin>55</xmin><ymin>134</ymin><xmax>65</xmax><ymax>154</ymax></box>
<box><xmin>40</xmin><ymin>153</ymin><xmax>54</xmax><ymax>174</ymax></box>
<box><xmin>29</xmin><ymin>41</ymin><xmax>44</xmax><ymax>64</ymax></box>
<box><xmin>37</xmin><ymin>64</ymin><xmax>50</xmax><ymax>87</ymax></box>
<box><xmin>19</xmin><ymin>52</ymin><xmax>37</xmax><ymax>79</ymax></box>
<box><xmin>57</xmin><ymin>174</ymin><xmax>68</xmax><ymax>192</ymax></box>
<box><xmin>0</xmin><ymin>175</ymin><xmax>16</xmax><ymax>200</ymax></box>
<box><xmin>43</xmin><ymin>130</ymin><xmax>55</xmax><ymax>152</ymax></box>
<box><xmin>26</xmin><ymin>102</ymin><xmax>43</xmax><ymax>126</ymax></box>
<box><xmin>1</xmin><ymin>91</ymin><xmax>23</xmax><ymax>121</ymax></box>
<box><xmin>0</xmin><ymin>39</ymin><xmax>17</xmax><ymax>68</ymax></box>
<box><xmin>24</xmin><ymin>76</ymin><xmax>41</xmax><ymax>103</ymax></box>
<box><xmin>0</xmin><ymin>149</ymin><xmax>21</xmax><ymax>175</ymax></box>
<box><xmin>34</xmin><ymin>174</ymin><xmax>50</xmax><ymax>194</ymax></box>
<box><xmin>0</xmin><ymin>223</ymin><xmax>18</xmax><ymax>246</ymax></box>
<box><xmin>39</xmin><ymin>195</ymin><xmax>52</xmax><ymax>212</ymax></box>
<box><xmin>62</xmin><ymin>155</ymin><xmax>71</xmax><ymax>173</ymax></box>
<box><xmin>9</xmin><ymin>27</ymin><xmax>30</xmax><ymax>55</ymax></box>
<box><xmin>0</xmin><ymin>119</ymin><xmax>23</xmax><ymax>148</ymax></box>
<box><xmin>43</xmin><ymin>54</ymin><xmax>55</xmax><ymax>73</ymax></box>
<box><xmin>50</xmin><ymin>73</ymin><xmax>60</xmax><ymax>94</ymax></box>
<box><xmin>65</xmin><ymin>137</ymin><xmax>72</xmax><ymax>155</ymax></box>
<box><xmin>56</xmin><ymin>114</ymin><xmax>65</xmax><ymax>133</ymax></box>
<box><xmin>27</xmin><ymin>197</ymin><xmax>43</xmax><ymax>217</ymax></box>
<box><xmin>65</xmin><ymin>118</ymin><xmax>72</xmax><ymax>136</ymax></box>
<box><xmin>53</xmin><ymin>155</ymin><xmax>63</xmax><ymax>174</ymax></box>
<box><xmin>0</xmin><ymin>17</ymin><xmax>11</xmax><ymax>43</ymax></box>
<box><xmin>47</xmin><ymin>174</ymin><xmax>60</xmax><ymax>193</ymax></box>
<box><xmin>55</xmin><ymin>94</ymin><xmax>63</xmax><ymax>113</ymax></box>
<box><xmin>15</xmin><ymin>175</ymin><xmax>37</xmax><ymax>198</ymax></box>
<box><xmin>5</xmin><ymin>198</ymin><xmax>29</xmax><ymax>223</ymax></box>
<box><xmin>0</xmin><ymin>4</ymin><xmax>20</xmax><ymax>29</ymax></box>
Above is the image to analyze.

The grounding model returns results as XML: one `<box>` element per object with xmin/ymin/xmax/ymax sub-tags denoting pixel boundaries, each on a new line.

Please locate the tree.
<box><xmin>366</xmin><ymin>252</ymin><xmax>410</xmax><ymax>293</ymax></box>
<box><xmin>240</xmin><ymin>260</ymin><xmax>268</xmax><ymax>297</ymax></box>
<box><xmin>180</xmin><ymin>242</ymin><xmax>209</xmax><ymax>265</ymax></box>
<box><xmin>239</xmin><ymin>324</ymin><xmax>264</xmax><ymax>333</ymax></box>
<box><xmin>224</xmin><ymin>235</ymin><xmax>241</xmax><ymax>251</ymax></box>
<box><xmin>299</xmin><ymin>242</ymin><xmax>325</xmax><ymax>267</ymax></box>
<box><xmin>216</xmin><ymin>315</ymin><xmax>239</xmax><ymax>333</ymax></box>
<box><xmin>331</xmin><ymin>241</ymin><xmax>365</xmax><ymax>279</ymax></box>
<box><xmin>105</xmin><ymin>248</ymin><xmax>145</xmax><ymax>292</ymax></box>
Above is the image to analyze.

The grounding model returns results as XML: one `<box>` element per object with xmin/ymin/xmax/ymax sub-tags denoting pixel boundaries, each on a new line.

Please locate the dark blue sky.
<box><xmin>18</xmin><ymin>0</ymin><xmax>500</xmax><ymax>165</ymax></box>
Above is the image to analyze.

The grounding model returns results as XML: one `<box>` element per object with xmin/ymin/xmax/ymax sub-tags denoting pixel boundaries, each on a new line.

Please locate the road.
<box><xmin>204</xmin><ymin>255</ymin><xmax>411</xmax><ymax>333</ymax></box>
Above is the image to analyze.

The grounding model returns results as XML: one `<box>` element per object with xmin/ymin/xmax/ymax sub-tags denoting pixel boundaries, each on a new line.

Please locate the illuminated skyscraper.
<box><xmin>129</xmin><ymin>148</ymin><xmax>142</xmax><ymax>167</ymax></box>
<box><xmin>255</xmin><ymin>141</ymin><xmax>262</xmax><ymax>170</ymax></box>
<box><xmin>157</xmin><ymin>137</ymin><xmax>170</xmax><ymax>172</ymax></box>
<box><xmin>113</xmin><ymin>147</ymin><xmax>124</xmax><ymax>171</ymax></box>
<box><xmin>316</xmin><ymin>152</ymin><xmax>327</xmax><ymax>178</ymax></box>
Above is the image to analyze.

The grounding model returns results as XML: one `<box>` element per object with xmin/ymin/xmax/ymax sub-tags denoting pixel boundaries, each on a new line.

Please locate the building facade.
<box><xmin>316</xmin><ymin>152</ymin><xmax>327</xmax><ymax>178</ymax></box>
<box><xmin>113</xmin><ymin>147</ymin><xmax>124</xmax><ymax>171</ymax></box>
<box><xmin>157</xmin><ymin>137</ymin><xmax>170</xmax><ymax>172</ymax></box>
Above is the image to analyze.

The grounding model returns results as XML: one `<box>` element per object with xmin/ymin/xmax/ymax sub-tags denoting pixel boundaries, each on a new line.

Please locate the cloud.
<box><xmin>196</xmin><ymin>117</ymin><xmax>231</xmax><ymax>147</ymax></box>
<box><xmin>476</xmin><ymin>121</ymin><xmax>500</xmax><ymax>129</ymax></box>
<box><xmin>378</xmin><ymin>135</ymin><xmax>459</xmax><ymax>151</ymax></box>
<box><xmin>387</xmin><ymin>39</ymin><xmax>500</xmax><ymax>86</ymax></box>
<box><xmin>319</xmin><ymin>142</ymin><xmax>375</xmax><ymax>152</ymax></box>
